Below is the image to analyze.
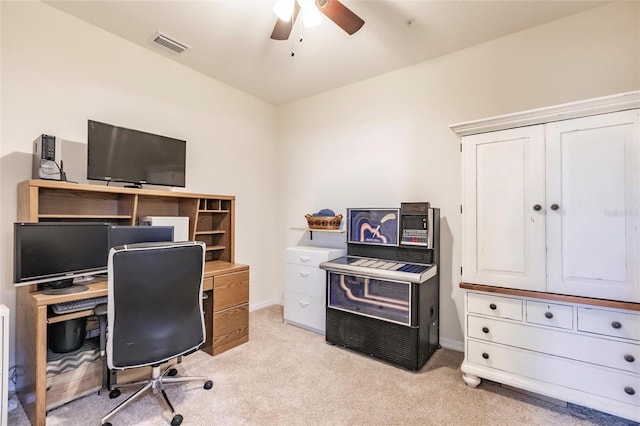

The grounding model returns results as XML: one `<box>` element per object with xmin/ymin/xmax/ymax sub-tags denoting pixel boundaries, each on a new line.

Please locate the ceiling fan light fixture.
<box><xmin>302</xmin><ymin>6</ymin><xmax>321</xmax><ymax>28</ymax></box>
<box><xmin>273</xmin><ymin>0</ymin><xmax>295</xmax><ymax>21</ymax></box>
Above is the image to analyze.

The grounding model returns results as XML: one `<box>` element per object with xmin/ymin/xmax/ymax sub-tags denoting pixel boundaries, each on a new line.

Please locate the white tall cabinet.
<box><xmin>452</xmin><ymin>91</ymin><xmax>640</xmax><ymax>422</ymax></box>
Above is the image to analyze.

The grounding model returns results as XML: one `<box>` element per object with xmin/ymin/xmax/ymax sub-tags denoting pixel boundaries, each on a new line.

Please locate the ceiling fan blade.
<box><xmin>316</xmin><ymin>0</ymin><xmax>364</xmax><ymax>35</ymax></box>
<box><xmin>270</xmin><ymin>1</ymin><xmax>301</xmax><ymax>40</ymax></box>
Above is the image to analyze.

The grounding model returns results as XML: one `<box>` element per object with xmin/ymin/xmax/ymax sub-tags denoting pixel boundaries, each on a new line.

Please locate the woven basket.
<box><xmin>305</xmin><ymin>214</ymin><xmax>343</xmax><ymax>230</ymax></box>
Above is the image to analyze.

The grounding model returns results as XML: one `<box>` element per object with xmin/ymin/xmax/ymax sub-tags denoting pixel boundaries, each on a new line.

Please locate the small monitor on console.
<box><xmin>108</xmin><ymin>225</ymin><xmax>174</xmax><ymax>249</ymax></box>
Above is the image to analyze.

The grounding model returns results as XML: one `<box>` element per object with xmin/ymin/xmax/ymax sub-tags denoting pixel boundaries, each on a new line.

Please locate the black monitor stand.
<box><xmin>40</xmin><ymin>277</ymin><xmax>90</xmax><ymax>295</ymax></box>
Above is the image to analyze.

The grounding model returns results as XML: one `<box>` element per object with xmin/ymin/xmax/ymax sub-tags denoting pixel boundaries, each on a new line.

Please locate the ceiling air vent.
<box><xmin>152</xmin><ymin>32</ymin><xmax>190</xmax><ymax>54</ymax></box>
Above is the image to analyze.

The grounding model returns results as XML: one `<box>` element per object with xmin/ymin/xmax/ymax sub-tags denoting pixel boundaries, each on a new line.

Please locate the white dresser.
<box><xmin>462</xmin><ymin>289</ymin><xmax>639</xmax><ymax>421</ymax></box>
<box><xmin>284</xmin><ymin>246</ymin><xmax>345</xmax><ymax>334</ymax></box>
<box><xmin>451</xmin><ymin>91</ymin><xmax>640</xmax><ymax>422</ymax></box>
<box><xmin>0</xmin><ymin>305</ymin><xmax>8</xmax><ymax>426</ymax></box>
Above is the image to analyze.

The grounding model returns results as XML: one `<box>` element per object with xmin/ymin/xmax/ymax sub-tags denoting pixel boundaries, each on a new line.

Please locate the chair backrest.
<box><xmin>106</xmin><ymin>241</ymin><xmax>206</xmax><ymax>370</ymax></box>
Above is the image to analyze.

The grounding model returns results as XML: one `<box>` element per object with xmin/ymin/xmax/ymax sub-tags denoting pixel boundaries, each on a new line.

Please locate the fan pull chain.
<box><xmin>291</xmin><ymin>12</ymin><xmax>305</xmax><ymax>57</ymax></box>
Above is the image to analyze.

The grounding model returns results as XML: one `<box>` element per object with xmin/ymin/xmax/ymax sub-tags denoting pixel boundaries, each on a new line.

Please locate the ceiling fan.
<box><xmin>270</xmin><ymin>0</ymin><xmax>365</xmax><ymax>40</ymax></box>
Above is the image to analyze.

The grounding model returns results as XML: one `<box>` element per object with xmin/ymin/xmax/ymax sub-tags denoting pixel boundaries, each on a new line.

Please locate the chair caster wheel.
<box><xmin>102</xmin><ymin>423</ymin><xmax>112</xmax><ymax>426</ymax></box>
<box><xmin>204</xmin><ymin>380</ymin><xmax>213</xmax><ymax>390</ymax></box>
<box><xmin>171</xmin><ymin>414</ymin><xmax>183</xmax><ymax>426</ymax></box>
<box><xmin>167</xmin><ymin>368</ymin><xmax>178</xmax><ymax>377</ymax></box>
<box><xmin>109</xmin><ymin>389</ymin><xmax>121</xmax><ymax>399</ymax></box>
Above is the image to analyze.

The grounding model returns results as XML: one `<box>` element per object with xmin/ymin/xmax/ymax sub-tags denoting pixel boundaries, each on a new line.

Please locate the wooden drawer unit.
<box><xmin>467</xmin><ymin>292</ymin><xmax>522</xmax><ymax>321</ymax></box>
<box><xmin>212</xmin><ymin>270</ymin><xmax>249</xmax><ymax>355</ymax></box>
<box><xmin>526</xmin><ymin>300</ymin><xmax>573</xmax><ymax>329</ymax></box>
<box><xmin>578</xmin><ymin>307</ymin><xmax>640</xmax><ymax>341</ymax></box>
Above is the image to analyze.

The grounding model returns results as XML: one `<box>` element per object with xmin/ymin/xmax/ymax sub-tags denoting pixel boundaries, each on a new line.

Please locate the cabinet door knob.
<box><xmin>550</xmin><ymin>204</ymin><xmax>560</xmax><ymax>211</ymax></box>
<box><xmin>624</xmin><ymin>354</ymin><xmax>635</xmax><ymax>363</ymax></box>
<box><xmin>624</xmin><ymin>386</ymin><xmax>635</xmax><ymax>396</ymax></box>
<box><xmin>533</xmin><ymin>204</ymin><xmax>542</xmax><ymax>211</ymax></box>
<box><xmin>611</xmin><ymin>321</ymin><xmax>622</xmax><ymax>329</ymax></box>
<box><xmin>482</xmin><ymin>327</ymin><xmax>490</xmax><ymax>334</ymax></box>
<box><xmin>489</xmin><ymin>303</ymin><xmax>497</xmax><ymax>310</ymax></box>
<box><xmin>482</xmin><ymin>352</ymin><xmax>489</xmax><ymax>359</ymax></box>
<box><xmin>544</xmin><ymin>311</ymin><xmax>554</xmax><ymax>319</ymax></box>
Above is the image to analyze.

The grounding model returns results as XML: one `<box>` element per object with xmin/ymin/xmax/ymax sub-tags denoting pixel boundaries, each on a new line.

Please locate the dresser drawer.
<box><xmin>284</xmin><ymin>291</ymin><xmax>325</xmax><ymax>333</ymax></box>
<box><xmin>468</xmin><ymin>315</ymin><xmax>640</xmax><ymax>374</ymax></box>
<box><xmin>467</xmin><ymin>292</ymin><xmax>522</xmax><ymax>321</ymax></box>
<box><xmin>284</xmin><ymin>265</ymin><xmax>326</xmax><ymax>299</ymax></box>
<box><xmin>467</xmin><ymin>339</ymin><xmax>640</xmax><ymax>406</ymax></box>
<box><xmin>285</xmin><ymin>246</ymin><xmax>344</xmax><ymax>267</ymax></box>
<box><xmin>214</xmin><ymin>271</ymin><xmax>250</xmax><ymax>312</ymax></box>
<box><xmin>578</xmin><ymin>307</ymin><xmax>640</xmax><ymax>341</ymax></box>
<box><xmin>526</xmin><ymin>300</ymin><xmax>573</xmax><ymax>330</ymax></box>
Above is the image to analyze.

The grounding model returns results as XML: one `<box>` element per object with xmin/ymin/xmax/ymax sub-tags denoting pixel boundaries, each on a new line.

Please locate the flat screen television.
<box><xmin>87</xmin><ymin>120</ymin><xmax>186</xmax><ymax>188</ymax></box>
<box><xmin>108</xmin><ymin>225</ymin><xmax>174</xmax><ymax>249</ymax></box>
<box><xmin>347</xmin><ymin>208</ymin><xmax>400</xmax><ymax>247</ymax></box>
<box><xmin>14</xmin><ymin>222</ymin><xmax>110</xmax><ymax>294</ymax></box>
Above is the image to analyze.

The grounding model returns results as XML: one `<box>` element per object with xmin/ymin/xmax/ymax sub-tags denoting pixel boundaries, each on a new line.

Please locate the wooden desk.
<box><xmin>16</xmin><ymin>260</ymin><xmax>248</xmax><ymax>426</ymax></box>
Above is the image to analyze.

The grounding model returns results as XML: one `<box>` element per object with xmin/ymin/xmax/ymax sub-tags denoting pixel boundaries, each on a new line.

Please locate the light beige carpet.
<box><xmin>8</xmin><ymin>305</ymin><xmax>638</xmax><ymax>425</ymax></box>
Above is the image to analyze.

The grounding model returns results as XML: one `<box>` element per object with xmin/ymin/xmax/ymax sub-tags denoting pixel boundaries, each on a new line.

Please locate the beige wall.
<box><xmin>1</xmin><ymin>0</ymin><xmax>638</xmax><ymax>369</ymax></box>
<box><xmin>0</xmin><ymin>1</ymin><xmax>280</xmax><ymax>368</ymax></box>
<box><xmin>277</xmin><ymin>1</ymin><xmax>640</xmax><ymax>349</ymax></box>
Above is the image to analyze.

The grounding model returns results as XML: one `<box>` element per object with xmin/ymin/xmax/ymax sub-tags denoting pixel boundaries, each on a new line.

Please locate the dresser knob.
<box><xmin>482</xmin><ymin>353</ymin><xmax>489</xmax><ymax>359</ymax></box>
<box><xmin>544</xmin><ymin>311</ymin><xmax>554</xmax><ymax>319</ymax></box>
<box><xmin>611</xmin><ymin>321</ymin><xmax>622</xmax><ymax>329</ymax></box>
<box><xmin>533</xmin><ymin>204</ymin><xmax>542</xmax><ymax>211</ymax></box>
<box><xmin>489</xmin><ymin>303</ymin><xmax>497</xmax><ymax>310</ymax></box>
<box><xmin>624</xmin><ymin>354</ymin><xmax>635</xmax><ymax>363</ymax></box>
<box><xmin>624</xmin><ymin>386</ymin><xmax>635</xmax><ymax>395</ymax></box>
<box><xmin>482</xmin><ymin>327</ymin><xmax>489</xmax><ymax>334</ymax></box>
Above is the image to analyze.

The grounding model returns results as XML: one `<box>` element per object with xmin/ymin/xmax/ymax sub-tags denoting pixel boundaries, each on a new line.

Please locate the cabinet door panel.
<box><xmin>462</xmin><ymin>126</ymin><xmax>546</xmax><ymax>291</ymax></box>
<box><xmin>546</xmin><ymin>110</ymin><xmax>639</xmax><ymax>302</ymax></box>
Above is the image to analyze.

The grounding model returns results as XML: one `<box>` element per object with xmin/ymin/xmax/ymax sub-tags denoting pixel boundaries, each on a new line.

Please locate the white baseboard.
<box><xmin>250</xmin><ymin>298</ymin><xmax>282</xmax><ymax>312</ymax></box>
<box><xmin>439</xmin><ymin>337</ymin><xmax>464</xmax><ymax>352</ymax></box>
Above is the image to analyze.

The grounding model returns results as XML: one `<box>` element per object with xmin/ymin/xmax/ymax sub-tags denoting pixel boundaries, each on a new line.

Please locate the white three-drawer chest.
<box><xmin>284</xmin><ymin>246</ymin><xmax>345</xmax><ymax>334</ymax></box>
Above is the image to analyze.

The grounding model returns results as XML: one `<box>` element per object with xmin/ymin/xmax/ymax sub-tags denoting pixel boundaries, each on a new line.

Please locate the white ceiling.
<box><xmin>45</xmin><ymin>0</ymin><xmax>608</xmax><ymax>106</ymax></box>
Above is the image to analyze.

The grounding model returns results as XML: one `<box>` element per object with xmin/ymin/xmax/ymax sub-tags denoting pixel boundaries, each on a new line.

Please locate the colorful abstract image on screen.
<box><xmin>347</xmin><ymin>208</ymin><xmax>400</xmax><ymax>246</ymax></box>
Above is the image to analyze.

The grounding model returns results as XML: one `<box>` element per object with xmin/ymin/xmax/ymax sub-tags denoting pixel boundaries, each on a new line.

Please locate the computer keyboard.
<box><xmin>51</xmin><ymin>296</ymin><xmax>108</xmax><ymax>314</ymax></box>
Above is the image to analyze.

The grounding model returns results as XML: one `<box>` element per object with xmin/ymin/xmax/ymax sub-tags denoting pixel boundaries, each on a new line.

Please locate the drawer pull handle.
<box><xmin>300</xmin><ymin>256</ymin><xmax>310</xmax><ymax>262</ymax></box>
<box><xmin>611</xmin><ymin>321</ymin><xmax>622</xmax><ymax>329</ymax></box>
<box><xmin>489</xmin><ymin>303</ymin><xmax>497</xmax><ymax>310</ymax></box>
<box><xmin>482</xmin><ymin>353</ymin><xmax>489</xmax><ymax>359</ymax></box>
<box><xmin>544</xmin><ymin>311</ymin><xmax>554</xmax><ymax>319</ymax></box>
<box><xmin>298</xmin><ymin>300</ymin><xmax>310</xmax><ymax>307</ymax></box>
<box><xmin>300</xmin><ymin>272</ymin><xmax>310</xmax><ymax>277</ymax></box>
<box><xmin>624</xmin><ymin>354</ymin><xmax>635</xmax><ymax>363</ymax></box>
<box><xmin>482</xmin><ymin>327</ymin><xmax>489</xmax><ymax>334</ymax></box>
<box><xmin>624</xmin><ymin>387</ymin><xmax>635</xmax><ymax>396</ymax></box>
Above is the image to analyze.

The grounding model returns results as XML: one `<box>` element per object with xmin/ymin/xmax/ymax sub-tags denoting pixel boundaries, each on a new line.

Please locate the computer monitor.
<box><xmin>14</xmin><ymin>222</ymin><xmax>110</xmax><ymax>294</ymax></box>
<box><xmin>108</xmin><ymin>225</ymin><xmax>174</xmax><ymax>249</ymax></box>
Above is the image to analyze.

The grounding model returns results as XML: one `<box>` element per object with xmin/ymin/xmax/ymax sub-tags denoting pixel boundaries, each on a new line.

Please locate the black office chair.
<box><xmin>101</xmin><ymin>241</ymin><xmax>213</xmax><ymax>426</ymax></box>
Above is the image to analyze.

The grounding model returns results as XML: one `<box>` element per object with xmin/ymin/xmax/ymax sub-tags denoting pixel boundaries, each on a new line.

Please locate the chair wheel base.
<box><xmin>204</xmin><ymin>380</ymin><xmax>213</xmax><ymax>390</ymax></box>
<box><xmin>109</xmin><ymin>389</ymin><xmax>121</xmax><ymax>399</ymax></box>
<box><xmin>171</xmin><ymin>414</ymin><xmax>183</xmax><ymax>426</ymax></box>
<box><xmin>167</xmin><ymin>368</ymin><xmax>178</xmax><ymax>377</ymax></box>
